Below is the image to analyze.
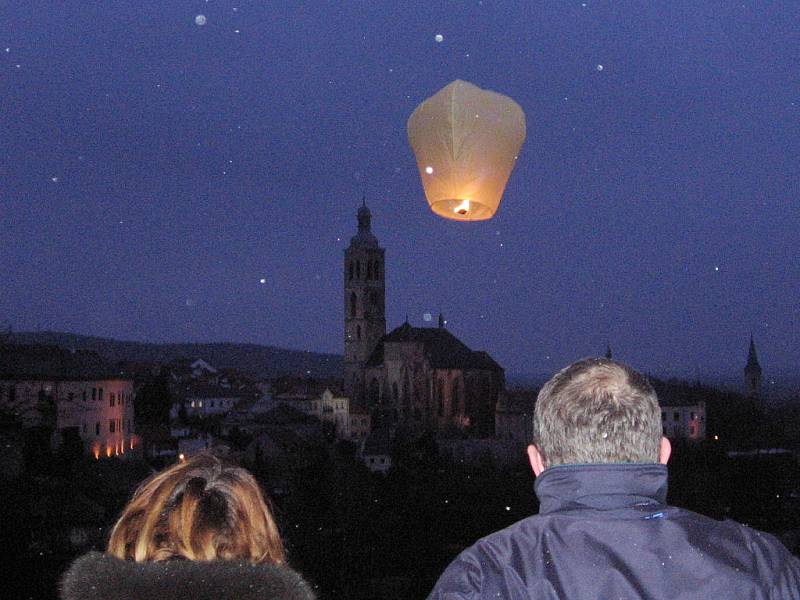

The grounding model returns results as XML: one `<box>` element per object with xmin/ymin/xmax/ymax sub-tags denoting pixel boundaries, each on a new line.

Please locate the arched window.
<box><xmin>356</xmin><ymin>260</ymin><xmax>361</xmax><ymax>279</ymax></box>
<box><xmin>366</xmin><ymin>260</ymin><xmax>373</xmax><ymax>279</ymax></box>
<box><xmin>349</xmin><ymin>261</ymin><xmax>354</xmax><ymax>280</ymax></box>
<box><xmin>350</xmin><ymin>292</ymin><xmax>357</xmax><ymax>317</ymax></box>
<box><xmin>356</xmin><ymin>325</ymin><xmax>361</xmax><ymax>340</ymax></box>
<box><xmin>374</xmin><ymin>261</ymin><xmax>381</xmax><ymax>280</ymax></box>
<box><xmin>450</xmin><ymin>379</ymin><xmax>460</xmax><ymax>416</ymax></box>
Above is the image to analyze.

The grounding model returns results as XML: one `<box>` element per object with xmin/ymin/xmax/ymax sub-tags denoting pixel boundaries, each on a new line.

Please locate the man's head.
<box><xmin>528</xmin><ymin>358</ymin><xmax>670</xmax><ymax>476</ymax></box>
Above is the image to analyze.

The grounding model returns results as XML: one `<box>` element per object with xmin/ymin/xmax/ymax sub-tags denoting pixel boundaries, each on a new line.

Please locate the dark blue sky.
<box><xmin>2</xmin><ymin>1</ymin><xmax>798</xmax><ymax>381</ymax></box>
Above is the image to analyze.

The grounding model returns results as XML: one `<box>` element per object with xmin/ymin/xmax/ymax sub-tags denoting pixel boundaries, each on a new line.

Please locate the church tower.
<box><xmin>744</xmin><ymin>335</ymin><xmax>762</xmax><ymax>398</ymax></box>
<box><xmin>344</xmin><ymin>199</ymin><xmax>386</xmax><ymax>407</ymax></box>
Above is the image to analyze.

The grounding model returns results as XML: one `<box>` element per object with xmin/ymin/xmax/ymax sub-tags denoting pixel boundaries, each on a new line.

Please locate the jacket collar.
<box><xmin>534</xmin><ymin>463</ymin><xmax>668</xmax><ymax>516</ymax></box>
<box><xmin>59</xmin><ymin>551</ymin><xmax>315</xmax><ymax>600</ymax></box>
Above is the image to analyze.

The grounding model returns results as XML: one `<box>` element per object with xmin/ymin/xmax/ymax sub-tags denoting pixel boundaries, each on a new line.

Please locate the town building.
<box><xmin>0</xmin><ymin>344</ymin><xmax>138</xmax><ymax>459</ymax></box>
<box><xmin>495</xmin><ymin>388</ymin><xmax>537</xmax><ymax>445</ymax></box>
<box><xmin>274</xmin><ymin>388</ymin><xmax>351</xmax><ymax>440</ymax></box>
<box><xmin>660</xmin><ymin>401</ymin><xmax>706</xmax><ymax>441</ymax></box>
<box><xmin>343</xmin><ymin>202</ymin><xmax>505</xmax><ymax>437</ymax></box>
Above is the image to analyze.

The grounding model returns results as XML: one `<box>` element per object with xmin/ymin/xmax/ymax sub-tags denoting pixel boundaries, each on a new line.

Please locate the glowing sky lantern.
<box><xmin>407</xmin><ymin>80</ymin><xmax>526</xmax><ymax>221</ymax></box>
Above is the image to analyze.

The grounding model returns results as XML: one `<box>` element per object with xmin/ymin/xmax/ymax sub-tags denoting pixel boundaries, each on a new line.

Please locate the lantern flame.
<box><xmin>453</xmin><ymin>199</ymin><xmax>470</xmax><ymax>215</ymax></box>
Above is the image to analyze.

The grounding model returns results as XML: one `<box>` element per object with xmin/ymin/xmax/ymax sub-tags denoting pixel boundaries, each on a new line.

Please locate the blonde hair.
<box><xmin>533</xmin><ymin>358</ymin><xmax>661</xmax><ymax>467</ymax></box>
<box><xmin>107</xmin><ymin>453</ymin><xmax>285</xmax><ymax>564</ymax></box>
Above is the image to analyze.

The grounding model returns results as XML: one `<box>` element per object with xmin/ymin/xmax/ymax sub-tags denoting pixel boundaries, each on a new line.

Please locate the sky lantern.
<box><xmin>407</xmin><ymin>80</ymin><xmax>526</xmax><ymax>221</ymax></box>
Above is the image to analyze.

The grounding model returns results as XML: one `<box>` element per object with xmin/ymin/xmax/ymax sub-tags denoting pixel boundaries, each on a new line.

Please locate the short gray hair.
<box><xmin>533</xmin><ymin>358</ymin><xmax>661</xmax><ymax>467</ymax></box>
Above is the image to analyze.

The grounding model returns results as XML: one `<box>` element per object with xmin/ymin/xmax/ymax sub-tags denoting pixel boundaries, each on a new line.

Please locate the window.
<box><xmin>82</xmin><ymin>390</ymin><xmax>87</xmax><ymax>401</ymax></box>
<box><xmin>366</xmin><ymin>260</ymin><xmax>373</xmax><ymax>279</ymax></box>
<box><xmin>392</xmin><ymin>382</ymin><xmax>398</xmax><ymax>403</ymax></box>
<box><xmin>690</xmin><ymin>411</ymin><xmax>696</xmax><ymax>420</ymax></box>
<box><xmin>95</xmin><ymin>422</ymin><xmax>100</xmax><ymax>436</ymax></box>
<box><xmin>109</xmin><ymin>419</ymin><xmax>115</xmax><ymax>433</ymax></box>
<box><xmin>110</xmin><ymin>393</ymin><xmax>115</xmax><ymax>407</ymax></box>
<box><xmin>92</xmin><ymin>387</ymin><xmax>97</xmax><ymax>401</ymax></box>
<box><xmin>673</xmin><ymin>412</ymin><xmax>679</xmax><ymax>421</ymax></box>
<box><xmin>356</xmin><ymin>260</ymin><xmax>361</xmax><ymax>279</ymax></box>
<box><xmin>661</xmin><ymin>411</ymin><xmax>666</xmax><ymax>421</ymax></box>
<box><xmin>8</xmin><ymin>386</ymin><xmax>14</xmax><ymax>403</ymax></box>
<box><xmin>68</xmin><ymin>392</ymin><xmax>74</xmax><ymax>401</ymax></box>
<box><xmin>99</xmin><ymin>388</ymin><xmax>104</xmax><ymax>402</ymax></box>
<box><xmin>357</xmin><ymin>325</ymin><xmax>361</xmax><ymax>340</ymax></box>
<box><xmin>350</xmin><ymin>292</ymin><xmax>357</xmax><ymax>317</ymax></box>
<box><xmin>190</xmin><ymin>400</ymin><xmax>196</xmax><ymax>408</ymax></box>
<box><xmin>348</xmin><ymin>261</ymin><xmax>354</xmax><ymax>280</ymax></box>
<box><xmin>451</xmin><ymin>380</ymin><xmax>460</xmax><ymax>415</ymax></box>
<box><xmin>374</xmin><ymin>261</ymin><xmax>381</xmax><ymax>279</ymax></box>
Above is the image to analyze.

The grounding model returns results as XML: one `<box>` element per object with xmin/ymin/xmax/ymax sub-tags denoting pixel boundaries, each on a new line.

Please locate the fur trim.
<box><xmin>60</xmin><ymin>552</ymin><xmax>315</xmax><ymax>600</ymax></box>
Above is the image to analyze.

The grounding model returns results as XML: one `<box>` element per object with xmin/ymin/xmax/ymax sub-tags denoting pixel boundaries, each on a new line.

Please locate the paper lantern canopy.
<box><xmin>407</xmin><ymin>80</ymin><xmax>526</xmax><ymax>221</ymax></box>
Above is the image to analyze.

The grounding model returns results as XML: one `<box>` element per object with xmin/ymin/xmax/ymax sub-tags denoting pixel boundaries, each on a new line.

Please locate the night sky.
<box><xmin>2</xmin><ymin>2</ymin><xmax>798</xmax><ymax>381</ymax></box>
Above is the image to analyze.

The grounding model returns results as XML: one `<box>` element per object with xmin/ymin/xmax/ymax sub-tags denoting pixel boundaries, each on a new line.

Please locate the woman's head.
<box><xmin>107</xmin><ymin>453</ymin><xmax>285</xmax><ymax>564</ymax></box>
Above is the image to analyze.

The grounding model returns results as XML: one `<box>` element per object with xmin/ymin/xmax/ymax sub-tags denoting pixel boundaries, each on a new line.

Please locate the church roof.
<box><xmin>365</xmin><ymin>322</ymin><xmax>503</xmax><ymax>371</ymax></box>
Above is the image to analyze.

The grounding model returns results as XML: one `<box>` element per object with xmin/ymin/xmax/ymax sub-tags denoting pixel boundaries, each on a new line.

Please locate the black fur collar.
<box><xmin>60</xmin><ymin>551</ymin><xmax>315</xmax><ymax>600</ymax></box>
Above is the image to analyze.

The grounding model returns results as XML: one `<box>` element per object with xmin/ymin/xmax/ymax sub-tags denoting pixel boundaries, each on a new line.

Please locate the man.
<box><xmin>428</xmin><ymin>358</ymin><xmax>800</xmax><ymax>599</ymax></box>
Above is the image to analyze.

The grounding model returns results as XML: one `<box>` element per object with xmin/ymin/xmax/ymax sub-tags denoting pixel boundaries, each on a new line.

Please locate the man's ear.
<box><xmin>527</xmin><ymin>444</ymin><xmax>546</xmax><ymax>477</ymax></box>
<box><xmin>659</xmin><ymin>436</ymin><xmax>671</xmax><ymax>465</ymax></box>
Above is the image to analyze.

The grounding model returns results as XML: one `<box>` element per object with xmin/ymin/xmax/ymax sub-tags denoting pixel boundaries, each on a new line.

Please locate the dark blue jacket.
<box><xmin>428</xmin><ymin>463</ymin><xmax>800</xmax><ymax>599</ymax></box>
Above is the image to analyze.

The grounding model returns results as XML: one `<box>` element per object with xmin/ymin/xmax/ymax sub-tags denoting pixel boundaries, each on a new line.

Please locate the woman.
<box><xmin>60</xmin><ymin>453</ymin><xmax>314</xmax><ymax>600</ymax></box>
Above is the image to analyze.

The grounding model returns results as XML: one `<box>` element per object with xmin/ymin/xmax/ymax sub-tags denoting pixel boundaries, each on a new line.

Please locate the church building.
<box><xmin>343</xmin><ymin>202</ymin><xmax>504</xmax><ymax>437</ymax></box>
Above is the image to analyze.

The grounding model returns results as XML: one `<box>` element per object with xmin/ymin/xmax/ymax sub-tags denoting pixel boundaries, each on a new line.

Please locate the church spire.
<box><xmin>746</xmin><ymin>334</ymin><xmax>760</xmax><ymax>369</ymax></box>
<box><xmin>438</xmin><ymin>312</ymin><xmax>445</xmax><ymax>328</ymax></box>
<box><xmin>744</xmin><ymin>334</ymin><xmax>762</xmax><ymax>398</ymax></box>
<box><xmin>357</xmin><ymin>198</ymin><xmax>372</xmax><ymax>232</ymax></box>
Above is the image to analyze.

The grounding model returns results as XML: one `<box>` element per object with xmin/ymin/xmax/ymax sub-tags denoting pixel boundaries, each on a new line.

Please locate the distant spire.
<box><xmin>438</xmin><ymin>312</ymin><xmax>445</xmax><ymax>328</ymax></box>
<box><xmin>746</xmin><ymin>334</ymin><xmax>760</xmax><ymax>369</ymax></box>
<box><xmin>605</xmin><ymin>341</ymin><xmax>613</xmax><ymax>359</ymax></box>
<box><xmin>744</xmin><ymin>334</ymin><xmax>763</xmax><ymax>398</ymax></box>
<box><xmin>404</xmin><ymin>314</ymin><xmax>409</xmax><ymax>325</ymax></box>
<box><xmin>362</xmin><ymin>194</ymin><xmax>366</xmax><ymax>208</ymax></box>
